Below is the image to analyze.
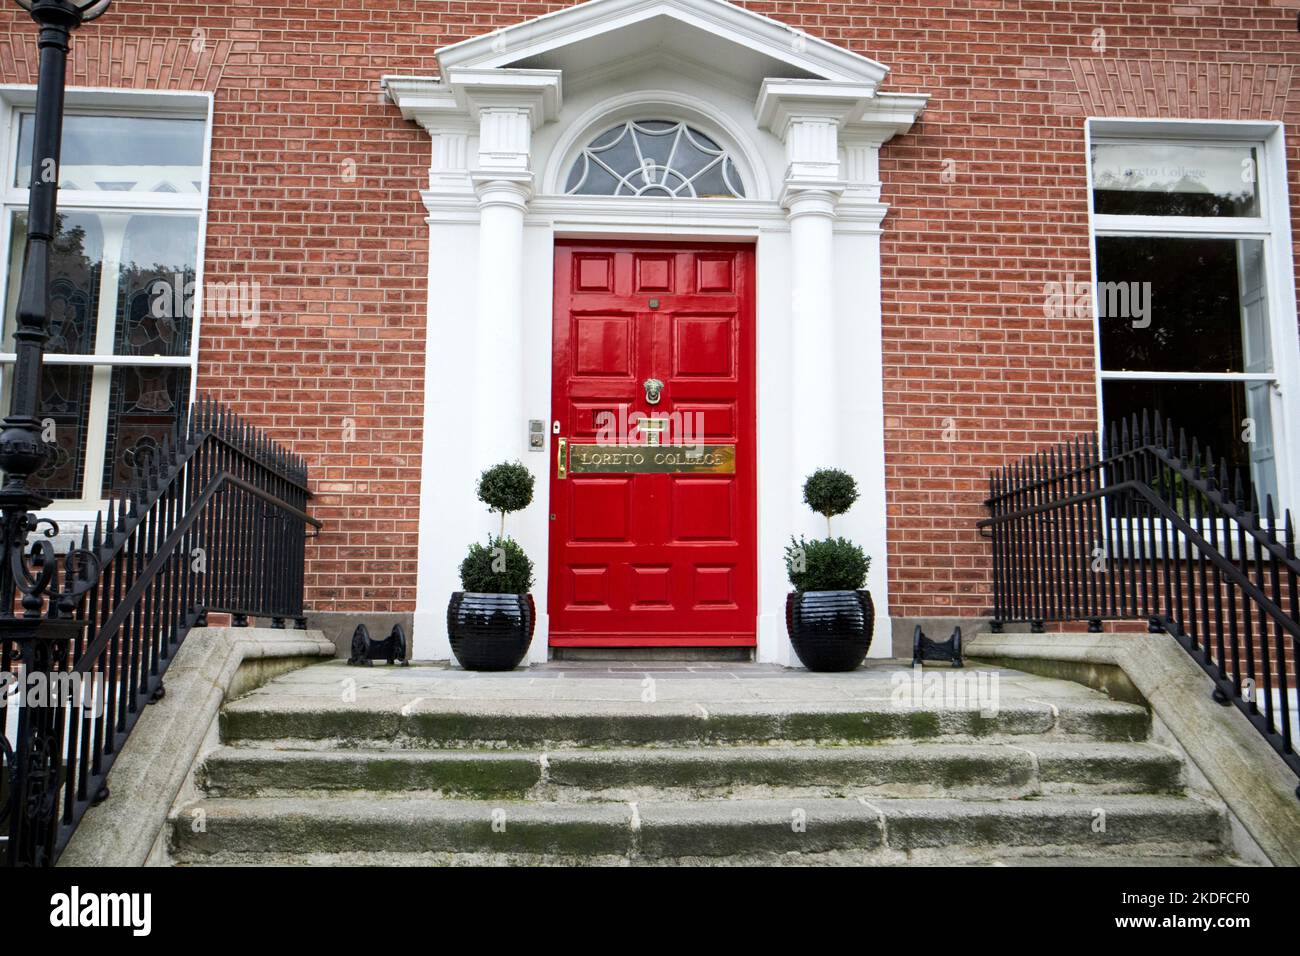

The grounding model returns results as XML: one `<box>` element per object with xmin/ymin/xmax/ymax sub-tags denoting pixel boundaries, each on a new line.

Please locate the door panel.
<box><xmin>549</xmin><ymin>241</ymin><xmax>756</xmax><ymax>646</ymax></box>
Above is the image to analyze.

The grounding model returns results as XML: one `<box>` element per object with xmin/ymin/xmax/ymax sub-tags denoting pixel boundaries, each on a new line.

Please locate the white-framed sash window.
<box><xmin>0</xmin><ymin>88</ymin><xmax>212</xmax><ymax>509</ymax></box>
<box><xmin>1085</xmin><ymin>119</ymin><xmax>1300</xmax><ymax>514</ymax></box>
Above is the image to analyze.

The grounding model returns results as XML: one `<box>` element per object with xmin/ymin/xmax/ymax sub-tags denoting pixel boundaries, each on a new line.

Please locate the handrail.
<box><xmin>979</xmin><ymin>412</ymin><xmax>1300</xmax><ymax>791</ymax></box>
<box><xmin>74</xmin><ymin>470</ymin><xmax>322</xmax><ymax>676</ymax></box>
<box><xmin>0</xmin><ymin>395</ymin><xmax>320</xmax><ymax>865</ymax></box>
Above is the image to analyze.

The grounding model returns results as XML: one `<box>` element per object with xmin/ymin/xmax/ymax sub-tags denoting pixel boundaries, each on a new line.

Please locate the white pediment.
<box><xmin>435</xmin><ymin>0</ymin><xmax>889</xmax><ymax>88</ymax></box>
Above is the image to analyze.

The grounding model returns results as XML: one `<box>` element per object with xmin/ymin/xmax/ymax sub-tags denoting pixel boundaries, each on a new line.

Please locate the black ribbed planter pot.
<box><xmin>785</xmin><ymin>589</ymin><xmax>874</xmax><ymax>672</ymax></box>
<box><xmin>447</xmin><ymin>592</ymin><xmax>535</xmax><ymax>671</ymax></box>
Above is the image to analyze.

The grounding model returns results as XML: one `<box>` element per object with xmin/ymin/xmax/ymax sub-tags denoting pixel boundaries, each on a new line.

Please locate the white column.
<box><xmin>452</xmin><ymin>74</ymin><xmax>561</xmax><ymax>472</ymax></box>
<box><xmin>470</xmin><ymin>174</ymin><xmax>531</xmax><ymax>466</ymax></box>
<box><xmin>785</xmin><ymin>187</ymin><xmax>840</xmax><ymax>476</ymax></box>
<box><xmin>777</xmin><ymin>108</ymin><xmax>848</xmax><ymax>528</ymax></box>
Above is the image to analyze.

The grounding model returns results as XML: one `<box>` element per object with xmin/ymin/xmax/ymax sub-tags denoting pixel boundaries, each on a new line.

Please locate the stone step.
<box><xmin>169</xmin><ymin>794</ymin><xmax>1225</xmax><ymax>864</ymax></box>
<box><xmin>201</xmin><ymin>741</ymin><xmax>1183</xmax><ymax>799</ymax></box>
<box><xmin>218</xmin><ymin>698</ymin><xmax>1150</xmax><ymax>748</ymax></box>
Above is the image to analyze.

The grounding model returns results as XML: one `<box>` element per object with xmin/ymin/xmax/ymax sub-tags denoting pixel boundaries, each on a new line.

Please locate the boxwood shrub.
<box><xmin>459</xmin><ymin>536</ymin><xmax>535</xmax><ymax>594</ymax></box>
<box><xmin>784</xmin><ymin>535</ymin><xmax>870</xmax><ymax>592</ymax></box>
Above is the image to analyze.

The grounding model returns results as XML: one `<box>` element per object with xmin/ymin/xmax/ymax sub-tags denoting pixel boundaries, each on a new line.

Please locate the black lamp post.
<box><xmin>2</xmin><ymin>0</ymin><xmax>111</xmax><ymax>524</ymax></box>
<box><xmin>1</xmin><ymin>0</ymin><xmax>108</xmax><ymax>867</ymax></box>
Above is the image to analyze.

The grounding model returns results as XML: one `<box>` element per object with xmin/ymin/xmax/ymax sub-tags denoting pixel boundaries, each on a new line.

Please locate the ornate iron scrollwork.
<box><xmin>8</xmin><ymin>515</ymin><xmax>101</xmax><ymax>619</ymax></box>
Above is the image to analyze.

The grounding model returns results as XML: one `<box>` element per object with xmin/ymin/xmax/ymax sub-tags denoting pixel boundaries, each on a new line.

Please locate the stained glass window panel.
<box><xmin>101</xmin><ymin>365</ymin><xmax>191</xmax><ymax>496</ymax></box>
<box><xmin>3</xmin><ymin>211</ymin><xmax>102</xmax><ymax>354</ymax></box>
<box><xmin>114</xmin><ymin>215</ymin><xmax>199</xmax><ymax>357</ymax></box>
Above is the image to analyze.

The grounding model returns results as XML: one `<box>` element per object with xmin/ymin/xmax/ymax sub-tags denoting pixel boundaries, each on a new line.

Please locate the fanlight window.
<box><xmin>565</xmin><ymin>120</ymin><xmax>746</xmax><ymax>198</ymax></box>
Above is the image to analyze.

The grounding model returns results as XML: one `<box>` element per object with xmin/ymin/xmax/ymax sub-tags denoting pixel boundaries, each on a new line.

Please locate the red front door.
<box><xmin>548</xmin><ymin>240</ymin><xmax>756</xmax><ymax>647</ymax></box>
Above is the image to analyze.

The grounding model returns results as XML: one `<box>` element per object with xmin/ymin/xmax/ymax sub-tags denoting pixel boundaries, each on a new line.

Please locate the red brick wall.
<box><xmin>1</xmin><ymin>2</ymin><xmax>1296</xmax><ymax>620</ymax></box>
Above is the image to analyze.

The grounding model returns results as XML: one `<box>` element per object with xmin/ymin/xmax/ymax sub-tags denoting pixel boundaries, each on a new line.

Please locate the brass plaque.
<box><xmin>568</xmin><ymin>444</ymin><xmax>736</xmax><ymax>474</ymax></box>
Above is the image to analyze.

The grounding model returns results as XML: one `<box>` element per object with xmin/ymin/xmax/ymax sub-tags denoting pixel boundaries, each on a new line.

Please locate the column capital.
<box><xmin>472</xmin><ymin>173</ymin><xmax>533</xmax><ymax>210</ymax></box>
<box><xmin>780</xmin><ymin>184</ymin><xmax>842</xmax><ymax>219</ymax></box>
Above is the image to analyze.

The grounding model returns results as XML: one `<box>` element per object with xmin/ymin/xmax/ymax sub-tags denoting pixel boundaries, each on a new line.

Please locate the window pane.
<box><xmin>15</xmin><ymin>113</ymin><xmax>205</xmax><ymax>194</ymax></box>
<box><xmin>101</xmin><ymin>365</ymin><xmax>190</xmax><ymax>496</ymax></box>
<box><xmin>4</xmin><ymin>210</ymin><xmax>199</xmax><ymax>357</ymax></box>
<box><xmin>1091</xmin><ymin>142</ymin><xmax>1259</xmax><ymax>217</ymax></box>
<box><xmin>115</xmin><ymin>215</ymin><xmax>199</xmax><ymax>357</ymax></box>
<box><xmin>1103</xmin><ymin>379</ymin><xmax>1278</xmax><ymax>509</ymax></box>
<box><xmin>1095</xmin><ymin>236</ymin><xmax>1270</xmax><ymax>374</ymax></box>
<box><xmin>3</xmin><ymin>212</ymin><xmax>103</xmax><ymax>353</ymax></box>
<box><xmin>566</xmin><ymin>120</ymin><xmax>745</xmax><ymax>198</ymax></box>
<box><xmin>0</xmin><ymin>364</ymin><xmax>93</xmax><ymax>500</ymax></box>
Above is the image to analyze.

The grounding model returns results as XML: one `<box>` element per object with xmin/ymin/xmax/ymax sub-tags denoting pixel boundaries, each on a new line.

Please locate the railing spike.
<box><xmin>92</xmin><ymin>512</ymin><xmax>102</xmax><ymax>551</ymax></box>
<box><xmin>1177</xmin><ymin>427</ymin><xmax>1187</xmax><ymax>461</ymax></box>
<box><xmin>1164</xmin><ymin>417</ymin><xmax>1175</xmax><ymax>452</ymax></box>
<box><xmin>1153</xmin><ymin>414</ymin><xmax>1164</xmax><ymax>447</ymax></box>
<box><xmin>1286</xmin><ymin>509</ymin><xmax>1296</xmax><ymax>559</ymax></box>
<box><xmin>1120</xmin><ymin>418</ymin><xmax>1130</xmax><ymax>453</ymax></box>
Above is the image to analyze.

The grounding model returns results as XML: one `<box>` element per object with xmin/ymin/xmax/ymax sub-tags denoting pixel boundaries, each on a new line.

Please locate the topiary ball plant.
<box><xmin>803</xmin><ymin>468</ymin><xmax>858</xmax><ymax>536</ymax></box>
<box><xmin>450</xmin><ymin>462</ymin><xmax>538</xmax><ymax>671</ymax></box>
<box><xmin>459</xmin><ymin>536</ymin><xmax>535</xmax><ymax>595</ymax></box>
<box><xmin>784</xmin><ymin>536</ymin><xmax>870</xmax><ymax>592</ymax></box>
<box><xmin>786</xmin><ymin>468</ymin><xmax>873</xmax><ymax>671</ymax></box>
<box><xmin>477</xmin><ymin>460</ymin><xmax>535</xmax><ymax>538</ymax></box>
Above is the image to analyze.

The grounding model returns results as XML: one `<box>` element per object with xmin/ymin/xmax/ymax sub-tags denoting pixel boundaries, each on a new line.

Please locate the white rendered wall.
<box><xmin>413</xmin><ymin>219</ymin><xmax>482</xmax><ymax>661</ymax></box>
<box><xmin>834</xmin><ymin>229</ymin><xmax>891</xmax><ymax>657</ymax></box>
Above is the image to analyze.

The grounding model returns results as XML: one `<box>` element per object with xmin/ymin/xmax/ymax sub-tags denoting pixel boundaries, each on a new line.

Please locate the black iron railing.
<box><xmin>0</xmin><ymin>396</ymin><xmax>321</xmax><ymax>865</ymax></box>
<box><xmin>978</xmin><ymin>412</ymin><xmax>1300</xmax><ymax>790</ymax></box>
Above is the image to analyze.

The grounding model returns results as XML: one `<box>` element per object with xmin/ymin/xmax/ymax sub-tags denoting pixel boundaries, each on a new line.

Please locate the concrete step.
<box><xmin>218</xmin><ymin>698</ymin><xmax>1151</xmax><ymax>748</ymax></box>
<box><xmin>169</xmin><ymin>794</ymin><xmax>1225</xmax><ymax>864</ymax></box>
<box><xmin>201</xmin><ymin>741</ymin><xmax>1183</xmax><ymax>799</ymax></box>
